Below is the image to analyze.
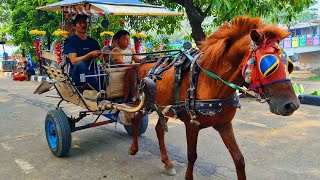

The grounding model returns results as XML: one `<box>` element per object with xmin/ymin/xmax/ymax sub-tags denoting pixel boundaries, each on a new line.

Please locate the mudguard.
<box><xmin>34</xmin><ymin>79</ymin><xmax>57</xmax><ymax>94</ymax></box>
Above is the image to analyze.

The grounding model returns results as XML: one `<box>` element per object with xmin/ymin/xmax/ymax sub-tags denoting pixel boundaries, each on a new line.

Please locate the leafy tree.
<box><xmin>0</xmin><ymin>0</ymin><xmax>60</xmax><ymax>56</ymax></box>
<box><xmin>142</xmin><ymin>0</ymin><xmax>316</xmax><ymax>44</ymax></box>
<box><xmin>0</xmin><ymin>0</ymin><xmax>316</xmax><ymax>51</ymax></box>
<box><xmin>281</xmin><ymin>7</ymin><xmax>319</xmax><ymax>31</ymax></box>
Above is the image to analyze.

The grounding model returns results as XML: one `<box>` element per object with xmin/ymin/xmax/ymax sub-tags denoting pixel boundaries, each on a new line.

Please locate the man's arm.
<box><xmin>68</xmin><ymin>50</ymin><xmax>102</xmax><ymax>65</ymax></box>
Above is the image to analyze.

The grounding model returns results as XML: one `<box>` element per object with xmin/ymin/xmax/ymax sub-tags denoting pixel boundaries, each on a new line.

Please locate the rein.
<box><xmin>176</xmin><ymin>51</ymin><xmax>241</xmax><ymax>125</ymax></box>
<box><xmin>182</xmin><ymin>51</ymin><xmax>244</xmax><ymax>92</ymax></box>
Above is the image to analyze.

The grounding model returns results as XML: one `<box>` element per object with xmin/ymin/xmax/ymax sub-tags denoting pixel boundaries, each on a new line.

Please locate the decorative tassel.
<box><xmin>247</xmin><ymin>58</ymin><xmax>255</xmax><ymax>65</ymax></box>
<box><xmin>245</xmin><ymin>76</ymin><xmax>252</xmax><ymax>83</ymax></box>
<box><xmin>54</xmin><ymin>42</ymin><xmax>62</xmax><ymax>64</ymax></box>
<box><xmin>134</xmin><ymin>41</ymin><xmax>141</xmax><ymax>53</ymax></box>
<box><xmin>245</xmin><ymin>69</ymin><xmax>252</xmax><ymax>75</ymax></box>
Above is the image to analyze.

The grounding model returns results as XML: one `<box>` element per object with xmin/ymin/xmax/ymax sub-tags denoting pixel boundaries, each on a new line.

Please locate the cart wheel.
<box><xmin>124</xmin><ymin>114</ymin><xmax>148</xmax><ymax>136</ymax></box>
<box><xmin>45</xmin><ymin>109</ymin><xmax>71</xmax><ymax>157</ymax></box>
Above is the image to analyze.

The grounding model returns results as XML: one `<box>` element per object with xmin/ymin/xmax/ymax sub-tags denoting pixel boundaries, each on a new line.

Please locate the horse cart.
<box><xmin>34</xmin><ymin>0</ymin><xmax>182</xmax><ymax>157</ymax></box>
<box><xmin>34</xmin><ymin>1</ymin><xmax>301</xmax><ymax>179</ymax></box>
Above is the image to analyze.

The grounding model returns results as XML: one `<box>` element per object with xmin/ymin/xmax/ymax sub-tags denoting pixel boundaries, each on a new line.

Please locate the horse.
<box><xmin>126</xmin><ymin>16</ymin><xmax>300</xmax><ymax>180</ymax></box>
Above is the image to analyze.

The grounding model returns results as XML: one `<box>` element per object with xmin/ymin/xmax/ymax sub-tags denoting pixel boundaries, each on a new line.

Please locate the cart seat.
<box><xmin>83</xmin><ymin>90</ymin><xmax>98</xmax><ymax>100</ymax></box>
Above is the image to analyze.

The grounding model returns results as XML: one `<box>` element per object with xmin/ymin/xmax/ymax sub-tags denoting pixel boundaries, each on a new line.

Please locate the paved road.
<box><xmin>0</xmin><ymin>75</ymin><xmax>319</xmax><ymax>180</ymax></box>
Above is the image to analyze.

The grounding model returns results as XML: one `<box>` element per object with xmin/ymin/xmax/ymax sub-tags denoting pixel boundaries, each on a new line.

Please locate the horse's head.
<box><xmin>242</xmin><ymin>29</ymin><xmax>299</xmax><ymax>116</ymax></box>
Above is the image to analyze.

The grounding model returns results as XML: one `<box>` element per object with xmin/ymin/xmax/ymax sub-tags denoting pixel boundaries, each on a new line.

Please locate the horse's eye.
<box><xmin>259</xmin><ymin>55</ymin><xmax>279</xmax><ymax>77</ymax></box>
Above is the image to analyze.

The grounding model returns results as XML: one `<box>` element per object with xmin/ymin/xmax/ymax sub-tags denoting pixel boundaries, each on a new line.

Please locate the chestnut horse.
<box><xmin>127</xmin><ymin>16</ymin><xmax>300</xmax><ymax>180</ymax></box>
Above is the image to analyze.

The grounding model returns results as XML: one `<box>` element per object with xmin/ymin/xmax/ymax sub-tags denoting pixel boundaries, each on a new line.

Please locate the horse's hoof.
<box><xmin>165</xmin><ymin>167</ymin><xmax>177</xmax><ymax>176</ymax></box>
<box><xmin>128</xmin><ymin>148</ymin><xmax>138</xmax><ymax>155</ymax></box>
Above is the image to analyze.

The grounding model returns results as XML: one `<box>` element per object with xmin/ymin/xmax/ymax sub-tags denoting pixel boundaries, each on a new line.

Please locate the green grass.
<box><xmin>293</xmin><ymin>83</ymin><xmax>320</xmax><ymax>96</ymax></box>
<box><xmin>311</xmin><ymin>91</ymin><xmax>320</xmax><ymax>96</ymax></box>
<box><xmin>292</xmin><ymin>83</ymin><xmax>306</xmax><ymax>94</ymax></box>
<box><xmin>306</xmin><ymin>75</ymin><xmax>320</xmax><ymax>81</ymax></box>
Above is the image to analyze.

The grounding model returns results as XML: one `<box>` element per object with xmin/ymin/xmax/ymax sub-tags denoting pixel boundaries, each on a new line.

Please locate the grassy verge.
<box><xmin>308</xmin><ymin>68</ymin><xmax>320</xmax><ymax>81</ymax></box>
<box><xmin>306</xmin><ymin>75</ymin><xmax>320</xmax><ymax>81</ymax></box>
<box><xmin>293</xmin><ymin>83</ymin><xmax>320</xmax><ymax>96</ymax></box>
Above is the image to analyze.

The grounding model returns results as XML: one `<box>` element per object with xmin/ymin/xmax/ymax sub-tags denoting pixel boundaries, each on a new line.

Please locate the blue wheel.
<box><xmin>45</xmin><ymin>109</ymin><xmax>71</xmax><ymax>157</ymax></box>
<box><xmin>124</xmin><ymin>114</ymin><xmax>148</xmax><ymax>136</ymax></box>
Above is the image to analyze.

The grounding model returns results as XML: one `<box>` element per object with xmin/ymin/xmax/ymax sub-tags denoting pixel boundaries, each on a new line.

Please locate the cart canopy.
<box><xmin>37</xmin><ymin>0</ymin><xmax>183</xmax><ymax>16</ymax></box>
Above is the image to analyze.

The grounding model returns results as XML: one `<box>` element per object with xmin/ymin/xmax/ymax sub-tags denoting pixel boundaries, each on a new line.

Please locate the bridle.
<box><xmin>242</xmin><ymin>37</ymin><xmax>293</xmax><ymax>96</ymax></box>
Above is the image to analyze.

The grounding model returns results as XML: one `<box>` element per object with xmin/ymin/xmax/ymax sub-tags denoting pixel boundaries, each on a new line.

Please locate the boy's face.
<box><xmin>118</xmin><ymin>35</ymin><xmax>130</xmax><ymax>49</ymax></box>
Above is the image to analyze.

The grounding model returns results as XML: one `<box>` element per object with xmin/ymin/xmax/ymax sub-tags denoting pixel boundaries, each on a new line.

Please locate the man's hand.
<box><xmin>90</xmin><ymin>50</ymin><xmax>102</xmax><ymax>58</ymax></box>
<box><xmin>68</xmin><ymin>50</ymin><xmax>102</xmax><ymax>65</ymax></box>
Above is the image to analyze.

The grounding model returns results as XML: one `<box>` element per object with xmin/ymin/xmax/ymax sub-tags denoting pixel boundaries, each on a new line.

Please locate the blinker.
<box><xmin>281</xmin><ymin>52</ymin><xmax>294</xmax><ymax>74</ymax></box>
<box><xmin>259</xmin><ymin>55</ymin><xmax>279</xmax><ymax>77</ymax></box>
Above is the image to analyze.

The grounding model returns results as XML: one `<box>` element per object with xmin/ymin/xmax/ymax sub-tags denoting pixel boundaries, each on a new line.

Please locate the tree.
<box><xmin>0</xmin><ymin>0</ymin><xmax>60</xmax><ymax>55</ymax></box>
<box><xmin>142</xmin><ymin>0</ymin><xmax>316</xmax><ymax>45</ymax></box>
<box><xmin>0</xmin><ymin>0</ymin><xmax>316</xmax><ymax>50</ymax></box>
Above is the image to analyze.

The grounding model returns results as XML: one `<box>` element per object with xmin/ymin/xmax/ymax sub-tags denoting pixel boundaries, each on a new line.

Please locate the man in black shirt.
<box><xmin>64</xmin><ymin>14</ymin><xmax>102</xmax><ymax>91</ymax></box>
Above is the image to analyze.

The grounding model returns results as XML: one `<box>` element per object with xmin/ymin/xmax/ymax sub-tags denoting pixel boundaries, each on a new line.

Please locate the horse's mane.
<box><xmin>199</xmin><ymin>16</ymin><xmax>290</xmax><ymax>69</ymax></box>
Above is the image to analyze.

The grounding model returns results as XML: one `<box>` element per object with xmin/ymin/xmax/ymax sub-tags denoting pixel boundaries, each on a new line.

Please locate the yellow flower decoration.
<box><xmin>132</xmin><ymin>33</ymin><xmax>147</xmax><ymax>39</ymax></box>
<box><xmin>100</xmin><ymin>31</ymin><xmax>115</xmax><ymax>37</ymax></box>
<box><xmin>29</xmin><ymin>29</ymin><xmax>46</xmax><ymax>35</ymax></box>
<box><xmin>52</xmin><ymin>29</ymin><xmax>69</xmax><ymax>39</ymax></box>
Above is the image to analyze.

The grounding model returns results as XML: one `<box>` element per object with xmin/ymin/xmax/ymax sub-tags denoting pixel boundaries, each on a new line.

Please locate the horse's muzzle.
<box><xmin>270</xmin><ymin>100</ymin><xmax>300</xmax><ymax>116</ymax></box>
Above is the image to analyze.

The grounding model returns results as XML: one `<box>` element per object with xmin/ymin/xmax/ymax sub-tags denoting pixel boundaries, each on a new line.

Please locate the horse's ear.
<box><xmin>250</xmin><ymin>30</ymin><xmax>263</xmax><ymax>43</ymax></box>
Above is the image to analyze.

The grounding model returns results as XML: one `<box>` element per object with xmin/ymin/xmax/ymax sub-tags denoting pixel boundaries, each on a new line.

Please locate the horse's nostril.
<box><xmin>284</xmin><ymin>102</ymin><xmax>297</xmax><ymax>113</ymax></box>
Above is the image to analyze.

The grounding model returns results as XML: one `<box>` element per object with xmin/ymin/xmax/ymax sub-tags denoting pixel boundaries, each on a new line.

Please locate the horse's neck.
<box><xmin>196</xmin><ymin>37</ymin><xmax>251</xmax><ymax>99</ymax></box>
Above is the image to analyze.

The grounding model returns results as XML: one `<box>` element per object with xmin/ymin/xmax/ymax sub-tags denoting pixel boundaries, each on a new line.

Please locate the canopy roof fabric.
<box><xmin>37</xmin><ymin>0</ymin><xmax>183</xmax><ymax>16</ymax></box>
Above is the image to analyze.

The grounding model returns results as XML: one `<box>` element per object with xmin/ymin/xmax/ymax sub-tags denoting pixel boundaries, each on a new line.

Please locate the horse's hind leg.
<box><xmin>215</xmin><ymin>123</ymin><xmax>246</xmax><ymax>180</ymax></box>
<box><xmin>155</xmin><ymin>117</ymin><xmax>176</xmax><ymax>175</ymax></box>
<box><xmin>128</xmin><ymin>111</ymin><xmax>143</xmax><ymax>155</ymax></box>
<box><xmin>185</xmin><ymin>122</ymin><xmax>200</xmax><ymax>180</ymax></box>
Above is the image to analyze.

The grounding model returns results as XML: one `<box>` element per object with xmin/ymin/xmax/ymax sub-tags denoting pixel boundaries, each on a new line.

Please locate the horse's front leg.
<box><xmin>184</xmin><ymin>121</ymin><xmax>200</xmax><ymax>180</ymax></box>
<box><xmin>155</xmin><ymin>117</ymin><xmax>176</xmax><ymax>175</ymax></box>
<box><xmin>215</xmin><ymin>122</ymin><xmax>246</xmax><ymax>180</ymax></box>
<box><xmin>128</xmin><ymin>111</ymin><xmax>143</xmax><ymax>155</ymax></box>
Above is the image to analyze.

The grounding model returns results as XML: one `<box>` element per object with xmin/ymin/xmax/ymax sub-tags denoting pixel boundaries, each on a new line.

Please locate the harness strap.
<box><xmin>149</xmin><ymin>56</ymin><xmax>165</xmax><ymax>80</ymax></box>
<box><xmin>144</xmin><ymin>56</ymin><xmax>182</xmax><ymax>132</ymax></box>
<box><xmin>173</xmin><ymin>93</ymin><xmax>240</xmax><ymax>116</ymax></box>
<box><xmin>185</xmin><ymin>54</ymin><xmax>201</xmax><ymax>125</ymax></box>
<box><xmin>154</xmin><ymin>56</ymin><xmax>171</xmax><ymax>74</ymax></box>
<box><xmin>174</xmin><ymin>49</ymin><xmax>199</xmax><ymax>109</ymax></box>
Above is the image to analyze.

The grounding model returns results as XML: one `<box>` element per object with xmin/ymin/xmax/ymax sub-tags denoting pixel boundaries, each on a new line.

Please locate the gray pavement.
<box><xmin>0</xmin><ymin>75</ymin><xmax>319</xmax><ymax>180</ymax></box>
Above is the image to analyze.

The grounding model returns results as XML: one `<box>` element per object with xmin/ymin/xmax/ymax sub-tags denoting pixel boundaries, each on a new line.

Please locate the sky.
<box><xmin>0</xmin><ymin>45</ymin><xmax>19</xmax><ymax>60</ymax></box>
<box><xmin>310</xmin><ymin>0</ymin><xmax>320</xmax><ymax>17</ymax></box>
